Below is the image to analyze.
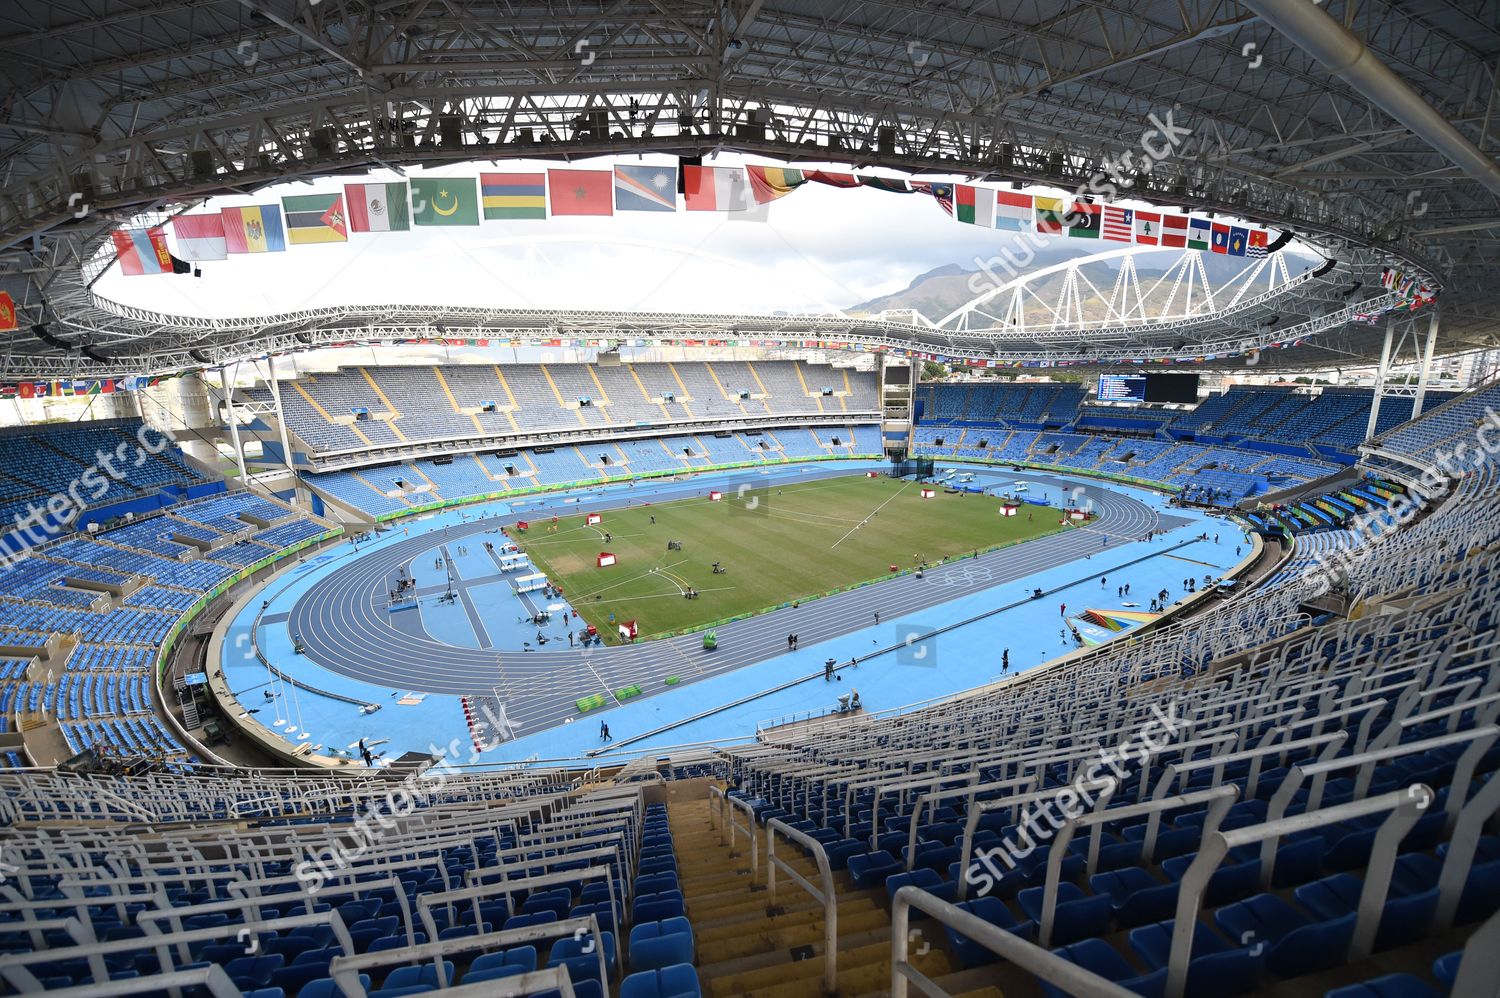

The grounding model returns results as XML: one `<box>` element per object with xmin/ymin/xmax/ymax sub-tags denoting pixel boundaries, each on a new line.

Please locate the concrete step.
<box><xmin>693</xmin><ymin>892</ymin><xmax>881</xmax><ymax>935</ymax></box>
<box><xmin>710</xmin><ymin>935</ymin><xmax>953</xmax><ymax>998</ymax></box>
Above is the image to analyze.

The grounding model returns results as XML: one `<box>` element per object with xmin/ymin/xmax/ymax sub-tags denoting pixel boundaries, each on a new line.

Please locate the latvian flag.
<box><xmin>344</xmin><ymin>182</ymin><xmax>411</xmax><ymax>232</ymax></box>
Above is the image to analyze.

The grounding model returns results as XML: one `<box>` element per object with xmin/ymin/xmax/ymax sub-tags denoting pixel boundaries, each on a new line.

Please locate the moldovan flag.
<box><xmin>1187</xmin><ymin>216</ymin><xmax>1212</xmax><ymax>251</ymax></box>
<box><xmin>746</xmin><ymin>165</ymin><xmax>805</xmax><ymax>204</ymax></box>
<box><xmin>613</xmin><ymin>165</ymin><xmax>677</xmax><ymax>212</ymax></box>
<box><xmin>221</xmin><ymin>206</ymin><xmax>287</xmax><ymax>253</ymax></box>
<box><xmin>282</xmin><ymin>192</ymin><xmax>348</xmax><ymax>244</ymax></box>
<box><xmin>548</xmin><ymin>169</ymin><xmax>614</xmax><ymax>216</ymax></box>
<box><xmin>995</xmin><ymin>191</ymin><xmax>1032</xmax><ymax>231</ymax></box>
<box><xmin>1133</xmin><ymin>210</ymin><xmax>1161</xmax><ymax>245</ymax></box>
<box><xmin>480</xmin><ymin>173</ymin><xmax>546</xmax><ymax>219</ymax></box>
<box><xmin>955</xmin><ymin>184</ymin><xmax>994</xmax><ymax>226</ymax></box>
<box><xmin>344</xmin><ymin>182</ymin><xmax>411</xmax><ymax>231</ymax></box>
<box><xmin>1161</xmin><ymin>214</ymin><xmax>1188</xmax><ymax>248</ymax></box>
<box><xmin>112</xmin><ymin>227</ymin><xmax>173</xmax><ymax>274</ymax></box>
<box><xmin>1034</xmin><ymin>196</ymin><xmax>1066</xmax><ymax>234</ymax></box>
<box><xmin>684</xmin><ymin>165</ymin><xmax>752</xmax><ymax>210</ymax></box>
<box><xmin>170</xmin><ymin>214</ymin><xmax>228</xmax><ymax>260</ymax></box>
<box><xmin>411</xmin><ymin>178</ymin><xmax>480</xmax><ymax>226</ymax></box>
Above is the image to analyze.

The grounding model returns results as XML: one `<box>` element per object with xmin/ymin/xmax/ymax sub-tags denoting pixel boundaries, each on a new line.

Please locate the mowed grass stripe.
<box><xmin>515</xmin><ymin>475</ymin><xmax>1066</xmax><ymax>643</ymax></box>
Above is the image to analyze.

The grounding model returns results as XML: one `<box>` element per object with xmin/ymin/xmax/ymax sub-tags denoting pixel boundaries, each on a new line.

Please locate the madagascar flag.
<box><xmin>282</xmin><ymin>193</ymin><xmax>348</xmax><ymax>244</ymax></box>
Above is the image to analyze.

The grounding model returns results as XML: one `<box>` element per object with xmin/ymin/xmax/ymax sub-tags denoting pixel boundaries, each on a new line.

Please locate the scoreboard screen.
<box><xmin>1097</xmin><ymin>373</ymin><xmax>1147</xmax><ymax>403</ymax></box>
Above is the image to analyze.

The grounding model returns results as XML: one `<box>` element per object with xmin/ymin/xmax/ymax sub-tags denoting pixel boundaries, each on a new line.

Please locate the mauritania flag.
<box><xmin>613</xmin><ymin>165</ymin><xmax>677</xmax><ymax>212</ymax></box>
<box><xmin>282</xmin><ymin>193</ymin><xmax>348</xmax><ymax>245</ymax></box>
<box><xmin>480</xmin><ymin>173</ymin><xmax>546</xmax><ymax>219</ymax></box>
<box><xmin>1187</xmin><ymin>215</ymin><xmax>1212</xmax><ymax>251</ymax></box>
<box><xmin>221</xmin><ymin>206</ymin><xmax>286</xmax><ymax>253</ymax></box>
<box><xmin>955</xmin><ymin>184</ymin><xmax>994</xmax><ymax>226</ymax></box>
<box><xmin>410</xmin><ymin>177</ymin><xmax>480</xmax><ymax>226</ymax></box>
<box><xmin>345</xmin><ymin>182</ymin><xmax>410</xmax><ymax>231</ymax></box>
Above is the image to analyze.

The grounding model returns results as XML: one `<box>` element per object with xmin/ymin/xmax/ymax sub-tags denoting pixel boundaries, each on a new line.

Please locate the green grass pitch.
<box><xmin>514</xmin><ymin>475</ymin><xmax>1068</xmax><ymax>643</ymax></box>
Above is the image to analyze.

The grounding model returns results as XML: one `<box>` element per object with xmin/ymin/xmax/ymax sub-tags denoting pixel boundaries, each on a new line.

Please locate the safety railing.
<box><xmin>712</xmin><ymin>786</ymin><xmax>762</xmax><ymax>884</ymax></box>
<box><xmin>765</xmin><ymin>818</ymin><xmax>840</xmax><ymax>995</ymax></box>
<box><xmin>331</xmin><ymin>921</ymin><xmax>600</xmax><ymax>997</ymax></box>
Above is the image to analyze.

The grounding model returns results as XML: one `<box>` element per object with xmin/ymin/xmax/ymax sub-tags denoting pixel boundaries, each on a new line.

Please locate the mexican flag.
<box><xmin>345</xmin><ymin>182</ymin><xmax>411</xmax><ymax>232</ymax></box>
<box><xmin>410</xmin><ymin>178</ymin><xmax>480</xmax><ymax>226</ymax></box>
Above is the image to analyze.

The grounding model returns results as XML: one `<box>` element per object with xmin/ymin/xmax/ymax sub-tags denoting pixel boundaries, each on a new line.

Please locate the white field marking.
<box><xmin>830</xmin><ymin>479</ymin><xmax>915</xmax><ymax>549</ymax></box>
<box><xmin>588</xmin><ymin>585</ymin><xmax>736</xmax><ymax>606</ymax></box>
<box><xmin>564</xmin><ymin>559</ymin><xmax>693</xmax><ymax>602</ymax></box>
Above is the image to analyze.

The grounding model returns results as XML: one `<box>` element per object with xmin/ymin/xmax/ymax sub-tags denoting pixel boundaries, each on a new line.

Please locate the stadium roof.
<box><xmin>0</xmin><ymin>0</ymin><xmax>1497</xmax><ymax>376</ymax></box>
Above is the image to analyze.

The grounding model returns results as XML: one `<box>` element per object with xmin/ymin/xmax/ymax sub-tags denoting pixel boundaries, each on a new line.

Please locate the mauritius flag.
<box><xmin>282</xmin><ymin>193</ymin><xmax>348</xmax><ymax>244</ymax></box>
<box><xmin>480</xmin><ymin>173</ymin><xmax>546</xmax><ymax>219</ymax></box>
<box><xmin>410</xmin><ymin>177</ymin><xmax>480</xmax><ymax>226</ymax></box>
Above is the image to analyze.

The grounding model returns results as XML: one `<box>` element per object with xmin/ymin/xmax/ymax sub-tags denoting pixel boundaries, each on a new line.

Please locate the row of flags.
<box><xmin>110</xmin><ymin>162</ymin><xmax>1280</xmax><ymax>275</ymax></box>
<box><xmin>0</xmin><ymin>372</ymin><xmax>190</xmax><ymax>399</ymax></box>
<box><xmin>1379</xmin><ymin>267</ymin><xmax>1437</xmax><ymax>310</ymax></box>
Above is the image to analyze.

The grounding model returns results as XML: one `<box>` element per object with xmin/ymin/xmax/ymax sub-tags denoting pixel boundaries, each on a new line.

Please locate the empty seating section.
<box><xmin>309</xmin><ymin>427</ymin><xmax>881</xmax><ymax>515</ymax></box>
<box><xmin>0</xmin><ymin>420</ymin><xmax>204</xmax><ymax>528</ymax></box>
<box><xmin>1372</xmin><ymin>380</ymin><xmax>1500</xmax><ymax>467</ymax></box>
<box><xmin>252</xmin><ymin>362</ymin><xmax>879</xmax><ymax>454</ymax></box>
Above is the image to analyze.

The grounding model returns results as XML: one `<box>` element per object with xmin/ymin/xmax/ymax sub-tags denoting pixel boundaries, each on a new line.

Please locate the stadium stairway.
<box><xmin>668</xmin><ymin>794</ymin><xmax>1003</xmax><ymax>997</ymax></box>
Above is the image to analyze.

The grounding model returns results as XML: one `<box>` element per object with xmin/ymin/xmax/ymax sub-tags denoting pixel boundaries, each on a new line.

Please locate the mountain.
<box><xmin>844</xmin><ymin>264</ymin><xmax>977</xmax><ymax>320</ymax></box>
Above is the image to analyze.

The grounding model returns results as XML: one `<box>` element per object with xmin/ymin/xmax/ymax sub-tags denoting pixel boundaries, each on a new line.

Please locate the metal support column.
<box><xmin>1411</xmin><ymin>310</ymin><xmax>1440</xmax><ymax>419</ymax></box>
<box><xmin>1365</xmin><ymin>318</ymin><xmax>1397</xmax><ymax>442</ymax></box>
<box><xmin>265</xmin><ymin>356</ymin><xmax>300</xmax><ymax>506</ymax></box>
<box><xmin>222</xmin><ymin>363</ymin><xmax>249</xmax><ymax>483</ymax></box>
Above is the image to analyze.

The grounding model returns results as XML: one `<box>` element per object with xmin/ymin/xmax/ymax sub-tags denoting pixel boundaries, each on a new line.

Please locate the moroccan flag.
<box><xmin>345</xmin><ymin>182</ymin><xmax>411</xmax><ymax>231</ymax></box>
<box><xmin>1101</xmin><ymin>206</ymin><xmax>1133</xmax><ymax>241</ymax></box>
<box><xmin>1247</xmin><ymin>229</ymin><xmax>1268</xmax><ymax>257</ymax></box>
<box><xmin>0</xmin><ymin>291</ymin><xmax>15</xmax><ymax>332</ymax></box>
<box><xmin>548</xmin><ymin>169</ymin><xmax>614</xmax><ymax>216</ymax></box>
<box><xmin>804</xmin><ymin>170</ymin><xmax>859</xmax><ymax>188</ymax></box>
<box><xmin>1161</xmin><ymin>214</ymin><xmax>1188</xmax><ymax>248</ymax></box>
<box><xmin>1066</xmin><ymin>202</ymin><xmax>1101</xmax><ymax>238</ymax></box>
<box><xmin>222</xmin><ymin>206</ymin><xmax>287</xmax><ymax>253</ymax></box>
<box><xmin>613</xmin><ymin>165</ymin><xmax>677</xmax><ymax>212</ymax></box>
<box><xmin>282</xmin><ymin>193</ymin><xmax>348</xmax><ymax>244</ymax></box>
<box><xmin>112</xmin><ymin>227</ymin><xmax>173</xmax><ymax>274</ymax></box>
<box><xmin>955</xmin><ymin>184</ymin><xmax>994</xmax><ymax>226</ymax></box>
<box><xmin>859</xmin><ymin>175</ymin><xmax>911</xmax><ymax>194</ymax></box>
<box><xmin>683</xmin><ymin>165</ymin><xmax>751</xmax><ymax>210</ymax></box>
<box><xmin>411</xmin><ymin>178</ymin><xmax>480</xmax><ymax>226</ymax></box>
<box><xmin>171</xmin><ymin>214</ymin><xmax>228</xmax><ymax>260</ymax></box>
<box><xmin>1034</xmin><ymin>196</ymin><xmax>1066</xmax><ymax>234</ymax></box>
<box><xmin>995</xmin><ymin>191</ymin><xmax>1032</xmax><ymax>231</ymax></box>
<box><xmin>746</xmin><ymin>165</ymin><xmax>805</xmax><ymax>204</ymax></box>
<box><xmin>1188</xmin><ymin>216</ymin><xmax>1212</xmax><ymax>251</ymax></box>
<box><xmin>1133</xmin><ymin>211</ymin><xmax>1161</xmax><ymax>245</ymax></box>
<box><xmin>480</xmin><ymin>173</ymin><xmax>546</xmax><ymax>219</ymax></box>
<box><xmin>1210</xmin><ymin>222</ymin><xmax>1231</xmax><ymax>254</ymax></box>
<box><xmin>1228</xmin><ymin>226</ymin><xmax>1249</xmax><ymax>257</ymax></box>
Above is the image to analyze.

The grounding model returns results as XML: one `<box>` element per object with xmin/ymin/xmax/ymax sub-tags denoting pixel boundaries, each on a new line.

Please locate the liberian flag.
<box><xmin>684</xmin><ymin>165</ymin><xmax>751</xmax><ymax>210</ymax></box>
<box><xmin>955</xmin><ymin>185</ymin><xmax>994</xmax><ymax>226</ymax></box>
<box><xmin>1133</xmin><ymin>210</ymin><xmax>1161</xmax><ymax>245</ymax></box>
<box><xmin>1161</xmin><ymin>214</ymin><xmax>1188</xmax><ymax>248</ymax></box>
<box><xmin>112</xmin><ymin>227</ymin><xmax>173</xmax><ymax>275</ymax></box>
<box><xmin>1101</xmin><ymin>206</ymin><xmax>1134</xmax><ymax>242</ymax></box>
<box><xmin>344</xmin><ymin>182</ymin><xmax>411</xmax><ymax>232</ymax></box>
<box><xmin>170</xmin><ymin>214</ymin><xmax>227</xmax><ymax>260</ymax></box>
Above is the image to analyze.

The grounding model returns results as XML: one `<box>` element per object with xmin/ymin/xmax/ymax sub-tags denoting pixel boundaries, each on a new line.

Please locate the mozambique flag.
<box><xmin>282</xmin><ymin>193</ymin><xmax>348</xmax><ymax>245</ymax></box>
<box><xmin>410</xmin><ymin>178</ymin><xmax>480</xmax><ymax>226</ymax></box>
<box><xmin>221</xmin><ymin>206</ymin><xmax>287</xmax><ymax>253</ymax></box>
<box><xmin>746</xmin><ymin>166</ymin><xmax>805</xmax><ymax>204</ymax></box>
<box><xmin>1034</xmin><ymin>196</ymin><xmax>1066</xmax><ymax>234</ymax></box>
<box><xmin>480</xmin><ymin>173</ymin><xmax>546</xmax><ymax>219</ymax></box>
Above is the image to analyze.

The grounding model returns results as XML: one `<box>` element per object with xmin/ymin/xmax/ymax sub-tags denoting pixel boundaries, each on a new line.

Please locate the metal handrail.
<box><xmin>717</xmin><ymin>789</ymin><xmax>761</xmax><ymax>884</ymax></box>
<box><xmin>891</xmin><ymin>886</ymin><xmax>1137</xmax><ymax>998</ymax></box>
<box><xmin>765</xmin><ymin>818</ymin><xmax>840</xmax><ymax>995</ymax></box>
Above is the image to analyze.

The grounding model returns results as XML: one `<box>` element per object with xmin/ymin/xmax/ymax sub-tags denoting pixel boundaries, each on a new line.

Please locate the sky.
<box><xmin>94</xmin><ymin>152</ymin><xmax>1295</xmax><ymax>320</ymax></box>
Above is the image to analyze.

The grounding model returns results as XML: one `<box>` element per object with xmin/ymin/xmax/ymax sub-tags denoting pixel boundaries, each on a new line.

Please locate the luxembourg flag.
<box><xmin>684</xmin><ymin>165</ymin><xmax>752</xmax><ymax>210</ymax></box>
<box><xmin>111</xmin><ymin>227</ymin><xmax>172</xmax><ymax>276</ymax></box>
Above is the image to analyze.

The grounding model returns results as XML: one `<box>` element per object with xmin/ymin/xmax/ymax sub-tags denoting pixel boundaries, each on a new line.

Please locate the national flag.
<box><xmin>995</xmin><ymin>191</ymin><xmax>1032</xmax><ymax>231</ymax></box>
<box><xmin>1133</xmin><ymin>210</ymin><xmax>1161</xmax><ymax>246</ymax></box>
<box><xmin>613</xmin><ymin>165</ymin><xmax>677</xmax><ymax>212</ymax></box>
<box><xmin>111</xmin><ymin>227</ymin><xmax>173</xmax><ymax>274</ymax></box>
<box><xmin>804</xmin><ymin>170</ymin><xmax>860</xmax><ymax>188</ymax></box>
<box><xmin>18</xmin><ymin>382</ymin><xmax>34</xmax><ymax>400</ymax></box>
<box><xmin>411</xmin><ymin>178</ymin><xmax>481</xmax><ymax>225</ymax></box>
<box><xmin>0</xmin><ymin>291</ymin><xmax>15</xmax><ymax>332</ymax></box>
<box><xmin>1381</xmin><ymin>267</ymin><xmax>1401</xmax><ymax>290</ymax></box>
<box><xmin>170</xmin><ymin>214</ymin><xmax>228</xmax><ymax>260</ymax></box>
<box><xmin>1187</xmin><ymin>216</ymin><xmax>1212</xmax><ymax>251</ymax></box>
<box><xmin>282</xmin><ymin>193</ymin><xmax>348</xmax><ymax>245</ymax></box>
<box><xmin>1228</xmin><ymin>226</ymin><xmax>1249</xmax><ymax>256</ymax></box>
<box><xmin>345</xmin><ymin>182</ymin><xmax>411</xmax><ymax>231</ymax></box>
<box><xmin>859</xmin><ymin>175</ymin><xmax>912</xmax><ymax>194</ymax></box>
<box><xmin>1210</xmin><ymin>222</ymin><xmax>1231</xmax><ymax>254</ymax></box>
<box><xmin>1034</xmin><ymin>196</ymin><xmax>1066</xmax><ymax>234</ymax></box>
<box><xmin>1247</xmin><ymin>229</ymin><xmax>1268</xmax><ymax>258</ymax></box>
<box><xmin>955</xmin><ymin>184</ymin><xmax>994</xmax><ymax>226</ymax></box>
<box><xmin>221</xmin><ymin>206</ymin><xmax>287</xmax><ymax>253</ymax></box>
<box><xmin>912</xmin><ymin>181</ymin><xmax>954</xmax><ymax>215</ymax></box>
<box><xmin>1101</xmin><ymin>206</ymin><xmax>1134</xmax><ymax>242</ymax></box>
<box><xmin>1066</xmin><ymin>201</ymin><xmax>1101</xmax><ymax>238</ymax></box>
<box><xmin>477</xmin><ymin>173</ymin><xmax>546</xmax><ymax>220</ymax></box>
<box><xmin>1161</xmin><ymin>214</ymin><xmax>1188</xmax><ymax>248</ymax></box>
<box><xmin>546</xmin><ymin>170</ymin><xmax>613</xmax><ymax>216</ymax></box>
<box><xmin>683</xmin><ymin>165</ymin><xmax>751</xmax><ymax>211</ymax></box>
<box><xmin>745</xmin><ymin>165</ymin><xmax>805</xmax><ymax>204</ymax></box>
